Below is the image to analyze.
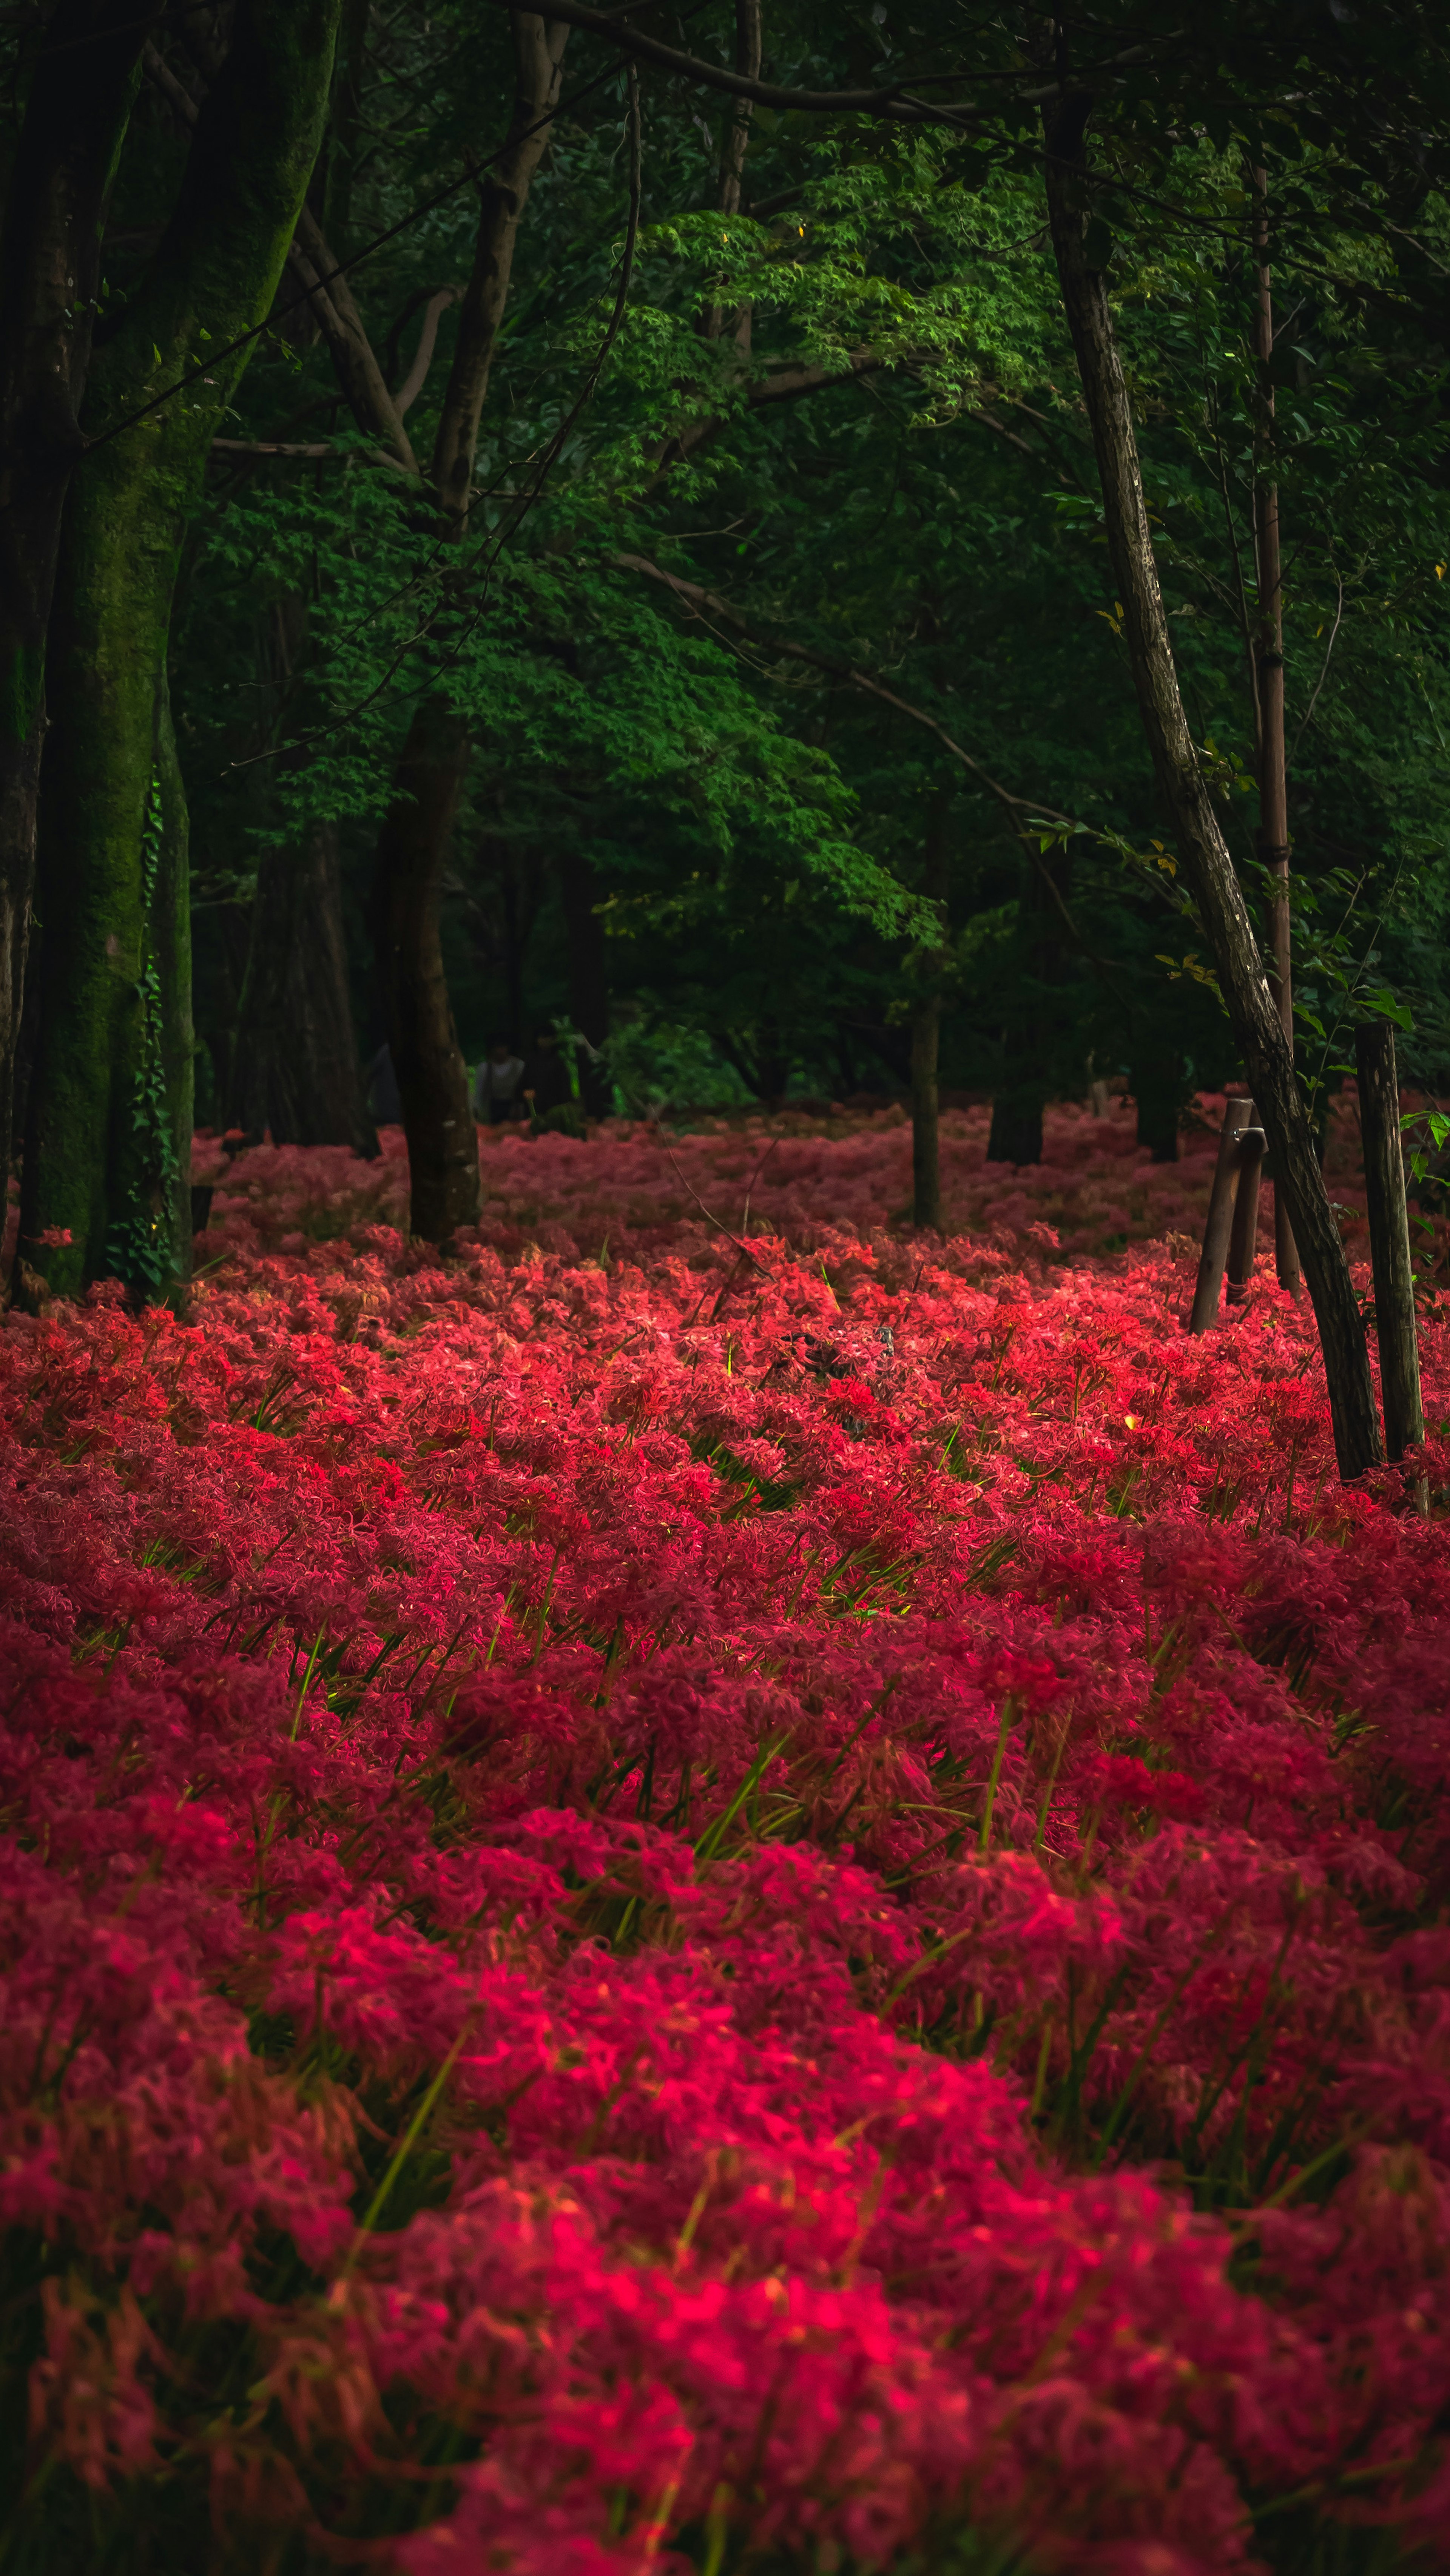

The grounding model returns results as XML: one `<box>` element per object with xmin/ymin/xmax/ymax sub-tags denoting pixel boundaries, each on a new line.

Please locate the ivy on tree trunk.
<box><xmin>19</xmin><ymin>0</ymin><xmax>344</xmax><ymax>1298</ymax></box>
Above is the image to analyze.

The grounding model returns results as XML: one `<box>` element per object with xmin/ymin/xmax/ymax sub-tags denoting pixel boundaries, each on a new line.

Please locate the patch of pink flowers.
<box><xmin>2</xmin><ymin>1101</ymin><xmax>1447</xmax><ymax>2573</ymax></box>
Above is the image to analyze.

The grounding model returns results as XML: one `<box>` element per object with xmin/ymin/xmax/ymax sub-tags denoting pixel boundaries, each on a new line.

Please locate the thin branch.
<box><xmin>612</xmin><ymin>551</ymin><xmax>1074</xmax><ymax>826</ymax></box>
<box><xmin>1289</xmin><ymin>574</ymin><xmax>1345</xmax><ymax>765</ymax></box>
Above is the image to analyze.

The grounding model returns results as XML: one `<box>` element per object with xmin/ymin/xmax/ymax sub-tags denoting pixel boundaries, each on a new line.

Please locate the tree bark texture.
<box><xmin>21</xmin><ymin>0</ymin><xmax>344</xmax><ymax>1295</ymax></box>
<box><xmin>556</xmin><ymin>843</ymin><xmax>612</xmax><ymax>1118</ymax></box>
<box><xmin>0</xmin><ymin>2</ymin><xmax>165</xmax><ymax>1186</ymax></box>
<box><xmin>229</xmin><ymin>823</ymin><xmax>377</xmax><ymax>1154</ymax></box>
<box><xmin>373</xmin><ymin>699</ymin><xmax>481</xmax><ymax>1239</ymax></box>
<box><xmin>1355</xmin><ymin>1021</ymin><xmax>1424</xmax><ymax>1473</ymax></box>
<box><xmin>1042</xmin><ymin>93</ymin><xmax>1381</xmax><ymax>1478</ymax></box>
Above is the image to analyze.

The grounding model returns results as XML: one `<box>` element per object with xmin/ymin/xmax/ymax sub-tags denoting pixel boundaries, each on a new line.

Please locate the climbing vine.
<box><xmin>104</xmin><ymin>769</ymin><xmax>178</xmax><ymax>1298</ymax></box>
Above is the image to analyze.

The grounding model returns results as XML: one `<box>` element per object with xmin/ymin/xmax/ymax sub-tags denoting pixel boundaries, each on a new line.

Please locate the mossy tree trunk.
<box><xmin>20</xmin><ymin>0</ymin><xmax>343</xmax><ymax>1298</ymax></box>
<box><xmin>0</xmin><ymin>2</ymin><xmax>165</xmax><ymax>1195</ymax></box>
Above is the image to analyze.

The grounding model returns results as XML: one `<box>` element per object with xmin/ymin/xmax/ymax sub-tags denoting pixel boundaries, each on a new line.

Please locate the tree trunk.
<box><xmin>430</xmin><ymin>12</ymin><xmax>570</xmax><ymax>524</ymax></box>
<box><xmin>1042</xmin><ymin>90</ymin><xmax>1381</xmax><ymax>1479</ymax></box>
<box><xmin>911</xmin><ymin>994</ymin><xmax>941</xmax><ymax>1224</ymax></box>
<box><xmin>557</xmin><ymin>843</ymin><xmax>612</xmax><ymax>1118</ymax></box>
<box><xmin>362</xmin><ymin>12</ymin><xmax>569</xmax><ymax>1233</ymax></box>
<box><xmin>0</xmin><ymin>2</ymin><xmax>166</xmax><ymax>1192</ymax></box>
<box><xmin>1249</xmin><ymin>163</ymin><xmax>1301</xmax><ymax>1296</ymax></box>
<box><xmin>987</xmin><ymin>849</ymin><xmax>1061</xmax><ymax>1167</ymax></box>
<box><xmin>911</xmin><ymin>783</ymin><xmax>952</xmax><ymax>1226</ymax></box>
<box><xmin>153</xmin><ymin>667</ymin><xmax>194</xmax><ymax>1289</ymax></box>
<box><xmin>20</xmin><ymin>0</ymin><xmax>344</xmax><ymax>1297</ymax></box>
<box><xmin>229</xmin><ymin>822</ymin><xmax>376</xmax><ymax>1153</ymax></box>
<box><xmin>373</xmin><ymin>698</ymin><xmax>480</xmax><ymax>1239</ymax></box>
<box><xmin>1131</xmin><ymin>1047</ymin><xmax>1184</xmax><ymax>1161</ymax></box>
<box><xmin>1356</xmin><ymin>1021</ymin><xmax>1424</xmax><ymax>1476</ymax></box>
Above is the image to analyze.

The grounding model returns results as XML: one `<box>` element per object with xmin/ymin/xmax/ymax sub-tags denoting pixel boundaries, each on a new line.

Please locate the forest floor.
<box><xmin>3</xmin><ymin>1099</ymin><xmax>1448</xmax><ymax>2576</ymax></box>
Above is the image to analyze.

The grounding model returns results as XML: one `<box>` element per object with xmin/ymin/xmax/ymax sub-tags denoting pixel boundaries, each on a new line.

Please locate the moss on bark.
<box><xmin>20</xmin><ymin>0</ymin><xmax>342</xmax><ymax>1295</ymax></box>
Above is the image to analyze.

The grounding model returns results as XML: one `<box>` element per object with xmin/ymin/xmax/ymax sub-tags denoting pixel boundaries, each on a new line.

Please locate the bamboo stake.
<box><xmin>1226</xmin><ymin>1117</ymin><xmax>1267</xmax><ymax>1303</ymax></box>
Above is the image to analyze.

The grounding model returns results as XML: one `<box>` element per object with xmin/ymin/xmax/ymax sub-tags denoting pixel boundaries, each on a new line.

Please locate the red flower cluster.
<box><xmin>2</xmin><ymin>1108</ymin><xmax>1446</xmax><ymax>2573</ymax></box>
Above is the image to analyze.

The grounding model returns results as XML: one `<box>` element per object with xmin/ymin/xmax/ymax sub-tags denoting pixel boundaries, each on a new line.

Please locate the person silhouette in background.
<box><xmin>473</xmin><ymin>1039</ymin><xmax>526</xmax><ymax>1125</ymax></box>
<box><xmin>520</xmin><ymin>1026</ymin><xmax>572</xmax><ymax>1126</ymax></box>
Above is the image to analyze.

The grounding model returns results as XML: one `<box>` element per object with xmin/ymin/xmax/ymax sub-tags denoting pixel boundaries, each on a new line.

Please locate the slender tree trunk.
<box><xmin>703</xmin><ymin>0</ymin><xmax>762</xmax><ymax>343</ymax></box>
<box><xmin>987</xmin><ymin>849</ymin><xmax>1063</xmax><ymax>1166</ymax></box>
<box><xmin>430</xmin><ymin>13</ymin><xmax>570</xmax><ymax>523</ymax></box>
<box><xmin>153</xmin><ymin>667</ymin><xmax>194</xmax><ymax>1289</ymax></box>
<box><xmin>1356</xmin><ymin>1022</ymin><xmax>1424</xmax><ymax>1480</ymax></box>
<box><xmin>373</xmin><ymin>700</ymin><xmax>480</xmax><ymax>1238</ymax></box>
<box><xmin>1250</xmin><ymin>164</ymin><xmax>1301</xmax><ymax>1296</ymax></box>
<box><xmin>557</xmin><ymin>843</ymin><xmax>612</xmax><ymax>1118</ymax></box>
<box><xmin>1131</xmin><ymin>1046</ymin><xmax>1185</xmax><ymax>1161</ymax></box>
<box><xmin>0</xmin><ymin>3</ymin><xmax>165</xmax><ymax>1192</ymax></box>
<box><xmin>229</xmin><ymin>823</ymin><xmax>376</xmax><ymax>1152</ymax></box>
<box><xmin>1042</xmin><ymin>89</ymin><xmax>1381</xmax><ymax>1478</ymax></box>
<box><xmin>911</xmin><ymin>784</ymin><xmax>952</xmax><ymax>1226</ymax></box>
<box><xmin>911</xmin><ymin>996</ymin><xmax>941</xmax><ymax>1224</ymax></box>
<box><xmin>20</xmin><ymin>0</ymin><xmax>344</xmax><ymax>1296</ymax></box>
<box><xmin>368</xmin><ymin>11</ymin><xmax>570</xmax><ymax>1233</ymax></box>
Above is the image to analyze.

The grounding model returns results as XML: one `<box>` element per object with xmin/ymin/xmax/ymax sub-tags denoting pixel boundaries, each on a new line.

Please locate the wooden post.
<box><xmin>1226</xmin><ymin>1117</ymin><xmax>1267</xmax><ymax>1302</ymax></box>
<box><xmin>1250</xmin><ymin>165</ymin><xmax>1302</xmax><ymax>1301</ymax></box>
<box><xmin>1190</xmin><ymin>1096</ymin><xmax>1253</xmax><ymax>1333</ymax></box>
<box><xmin>1356</xmin><ymin>1021</ymin><xmax>1425</xmax><ymax>1491</ymax></box>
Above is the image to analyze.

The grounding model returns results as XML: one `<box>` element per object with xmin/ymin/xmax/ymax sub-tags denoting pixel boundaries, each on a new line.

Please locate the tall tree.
<box><xmin>1039</xmin><ymin>76</ymin><xmax>1382</xmax><ymax>1478</ymax></box>
<box><xmin>373</xmin><ymin>8</ymin><xmax>571</xmax><ymax>1241</ymax></box>
<box><xmin>0</xmin><ymin>0</ymin><xmax>166</xmax><ymax>1201</ymax></box>
<box><xmin>20</xmin><ymin>0</ymin><xmax>344</xmax><ymax>1296</ymax></box>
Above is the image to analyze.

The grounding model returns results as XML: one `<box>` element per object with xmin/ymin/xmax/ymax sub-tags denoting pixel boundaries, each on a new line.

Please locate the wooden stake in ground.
<box><xmin>1190</xmin><ymin>1097</ymin><xmax>1252</xmax><ymax>1332</ymax></box>
<box><xmin>1249</xmin><ymin>166</ymin><xmax>1301</xmax><ymax>1299</ymax></box>
<box><xmin>1356</xmin><ymin>1021</ymin><xmax>1426</xmax><ymax>1496</ymax></box>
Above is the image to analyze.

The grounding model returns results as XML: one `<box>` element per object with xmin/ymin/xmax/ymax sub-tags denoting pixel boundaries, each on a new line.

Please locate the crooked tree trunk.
<box><xmin>373</xmin><ymin>700</ymin><xmax>480</xmax><ymax>1239</ymax></box>
<box><xmin>1042</xmin><ymin>90</ymin><xmax>1381</xmax><ymax>1479</ymax></box>
<box><xmin>20</xmin><ymin>0</ymin><xmax>344</xmax><ymax>1297</ymax></box>
<box><xmin>229</xmin><ymin>822</ymin><xmax>377</xmax><ymax>1153</ymax></box>
<box><xmin>910</xmin><ymin>784</ymin><xmax>952</xmax><ymax>1227</ymax></box>
<box><xmin>0</xmin><ymin>2</ymin><xmax>165</xmax><ymax>1189</ymax></box>
<box><xmin>557</xmin><ymin>843</ymin><xmax>612</xmax><ymax>1119</ymax></box>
